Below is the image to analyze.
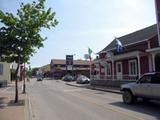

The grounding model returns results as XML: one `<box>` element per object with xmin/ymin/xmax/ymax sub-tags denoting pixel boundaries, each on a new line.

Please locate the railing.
<box><xmin>91</xmin><ymin>74</ymin><xmax>138</xmax><ymax>81</ymax></box>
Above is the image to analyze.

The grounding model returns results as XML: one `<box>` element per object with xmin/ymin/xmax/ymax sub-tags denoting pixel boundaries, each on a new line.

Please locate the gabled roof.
<box><xmin>101</xmin><ymin>24</ymin><xmax>157</xmax><ymax>52</ymax></box>
<box><xmin>51</xmin><ymin>59</ymin><xmax>90</xmax><ymax>65</ymax></box>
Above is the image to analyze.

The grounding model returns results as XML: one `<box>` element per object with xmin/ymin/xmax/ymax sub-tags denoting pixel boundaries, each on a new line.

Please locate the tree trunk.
<box><xmin>15</xmin><ymin>63</ymin><xmax>19</xmax><ymax>103</ymax></box>
<box><xmin>14</xmin><ymin>53</ymin><xmax>21</xmax><ymax>103</ymax></box>
<box><xmin>22</xmin><ymin>63</ymin><xmax>26</xmax><ymax>94</ymax></box>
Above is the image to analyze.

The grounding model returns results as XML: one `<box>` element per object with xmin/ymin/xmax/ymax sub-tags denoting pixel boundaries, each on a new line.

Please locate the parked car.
<box><xmin>37</xmin><ymin>76</ymin><xmax>43</xmax><ymax>81</ymax></box>
<box><xmin>121</xmin><ymin>72</ymin><xmax>160</xmax><ymax>104</ymax></box>
<box><xmin>62</xmin><ymin>74</ymin><xmax>74</xmax><ymax>82</ymax></box>
<box><xmin>76</xmin><ymin>75</ymin><xmax>90</xmax><ymax>84</ymax></box>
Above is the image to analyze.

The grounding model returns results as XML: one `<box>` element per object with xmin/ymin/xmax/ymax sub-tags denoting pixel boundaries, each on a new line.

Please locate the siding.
<box><xmin>150</xmin><ymin>36</ymin><xmax>159</xmax><ymax>48</ymax></box>
<box><xmin>123</xmin><ymin>60</ymin><xmax>129</xmax><ymax>75</ymax></box>
<box><xmin>140</xmin><ymin>56</ymin><xmax>149</xmax><ymax>74</ymax></box>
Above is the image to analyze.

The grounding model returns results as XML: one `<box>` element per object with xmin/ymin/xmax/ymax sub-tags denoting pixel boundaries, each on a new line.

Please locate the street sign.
<box><xmin>67</xmin><ymin>65</ymin><xmax>72</xmax><ymax>70</ymax></box>
<box><xmin>66</xmin><ymin>55</ymin><xmax>73</xmax><ymax>70</ymax></box>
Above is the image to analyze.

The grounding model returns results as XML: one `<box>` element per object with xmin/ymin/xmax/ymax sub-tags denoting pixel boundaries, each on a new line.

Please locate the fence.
<box><xmin>91</xmin><ymin>74</ymin><xmax>138</xmax><ymax>81</ymax></box>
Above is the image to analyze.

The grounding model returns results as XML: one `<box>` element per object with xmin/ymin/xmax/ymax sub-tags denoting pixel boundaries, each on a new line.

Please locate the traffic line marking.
<box><xmin>63</xmin><ymin>88</ymin><xmax>85</xmax><ymax>92</ymax></box>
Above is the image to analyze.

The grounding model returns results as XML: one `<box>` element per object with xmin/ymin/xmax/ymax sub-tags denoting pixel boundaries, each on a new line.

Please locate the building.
<box><xmin>50</xmin><ymin>59</ymin><xmax>90</xmax><ymax>79</ymax></box>
<box><xmin>0</xmin><ymin>62</ymin><xmax>11</xmax><ymax>84</ymax></box>
<box><xmin>41</xmin><ymin>64</ymin><xmax>51</xmax><ymax>77</ymax></box>
<box><xmin>92</xmin><ymin>24</ymin><xmax>160</xmax><ymax>81</ymax></box>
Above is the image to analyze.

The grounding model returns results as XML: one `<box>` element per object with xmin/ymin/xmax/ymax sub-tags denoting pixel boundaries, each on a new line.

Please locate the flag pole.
<box><xmin>89</xmin><ymin>57</ymin><xmax>92</xmax><ymax>80</ymax></box>
<box><xmin>88</xmin><ymin>47</ymin><xmax>93</xmax><ymax>79</ymax></box>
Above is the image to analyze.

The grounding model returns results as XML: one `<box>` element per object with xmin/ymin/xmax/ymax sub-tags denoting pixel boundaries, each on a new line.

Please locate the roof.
<box><xmin>101</xmin><ymin>24</ymin><xmax>157</xmax><ymax>52</ymax></box>
<box><xmin>51</xmin><ymin>59</ymin><xmax>90</xmax><ymax>65</ymax></box>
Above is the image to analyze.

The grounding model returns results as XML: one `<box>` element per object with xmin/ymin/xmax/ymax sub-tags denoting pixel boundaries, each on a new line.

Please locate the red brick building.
<box><xmin>92</xmin><ymin>24</ymin><xmax>160</xmax><ymax>81</ymax></box>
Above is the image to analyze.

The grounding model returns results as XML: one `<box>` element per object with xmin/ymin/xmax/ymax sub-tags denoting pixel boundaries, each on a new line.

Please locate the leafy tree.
<box><xmin>0</xmin><ymin>0</ymin><xmax>58</xmax><ymax>102</ymax></box>
<box><xmin>31</xmin><ymin>67</ymin><xmax>39</xmax><ymax>76</ymax></box>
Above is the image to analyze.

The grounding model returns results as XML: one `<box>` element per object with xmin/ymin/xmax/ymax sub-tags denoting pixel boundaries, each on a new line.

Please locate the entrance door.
<box><xmin>116</xmin><ymin>62</ymin><xmax>123</xmax><ymax>80</ymax></box>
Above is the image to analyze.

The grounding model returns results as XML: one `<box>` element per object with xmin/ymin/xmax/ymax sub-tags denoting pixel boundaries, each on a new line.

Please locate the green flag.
<box><xmin>88</xmin><ymin>47</ymin><xmax>93</xmax><ymax>56</ymax></box>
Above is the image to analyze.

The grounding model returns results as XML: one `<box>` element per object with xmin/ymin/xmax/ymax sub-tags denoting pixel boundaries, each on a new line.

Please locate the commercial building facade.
<box><xmin>50</xmin><ymin>59</ymin><xmax>90</xmax><ymax>79</ymax></box>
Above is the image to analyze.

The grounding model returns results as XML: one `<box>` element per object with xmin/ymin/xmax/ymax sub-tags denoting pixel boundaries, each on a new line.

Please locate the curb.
<box><xmin>88</xmin><ymin>86</ymin><xmax>122</xmax><ymax>94</ymax></box>
<box><xmin>25</xmin><ymin>93</ymin><xmax>33</xmax><ymax>120</ymax></box>
<box><xmin>65</xmin><ymin>83</ymin><xmax>86</xmax><ymax>88</ymax></box>
<box><xmin>66</xmin><ymin>83</ymin><xmax>121</xmax><ymax>94</ymax></box>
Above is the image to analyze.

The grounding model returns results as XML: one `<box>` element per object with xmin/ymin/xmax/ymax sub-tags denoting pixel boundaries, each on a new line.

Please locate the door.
<box><xmin>116</xmin><ymin>62</ymin><xmax>122</xmax><ymax>80</ymax></box>
<box><xmin>134</xmin><ymin>75</ymin><xmax>152</xmax><ymax>97</ymax></box>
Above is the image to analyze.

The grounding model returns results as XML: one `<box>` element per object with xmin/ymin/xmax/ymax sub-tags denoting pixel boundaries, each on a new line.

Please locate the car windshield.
<box><xmin>79</xmin><ymin>75</ymin><xmax>88</xmax><ymax>79</ymax></box>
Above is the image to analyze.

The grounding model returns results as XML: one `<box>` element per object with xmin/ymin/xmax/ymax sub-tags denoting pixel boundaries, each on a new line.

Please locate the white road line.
<box><xmin>63</xmin><ymin>88</ymin><xmax>85</xmax><ymax>92</ymax></box>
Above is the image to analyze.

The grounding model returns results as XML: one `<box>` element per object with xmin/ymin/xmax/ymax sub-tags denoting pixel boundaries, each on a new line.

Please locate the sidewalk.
<box><xmin>65</xmin><ymin>82</ymin><xmax>121</xmax><ymax>94</ymax></box>
<box><xmin>0</xmin><ymin>84</ymin><xmax>26</xmax><ymax>120</ymax></box>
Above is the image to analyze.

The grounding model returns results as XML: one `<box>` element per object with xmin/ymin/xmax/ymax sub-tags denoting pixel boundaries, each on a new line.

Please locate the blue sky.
<box><xmin>0</xmin><ymin>0</ymin><xmax>156</xmax><ymax>68</ymax></box>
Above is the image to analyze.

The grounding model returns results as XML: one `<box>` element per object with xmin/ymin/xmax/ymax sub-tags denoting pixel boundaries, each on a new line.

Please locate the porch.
<box><xmin>90</xmin><ymin>75</ymin><xmax>136</xmax><ymax>88</ymax></box>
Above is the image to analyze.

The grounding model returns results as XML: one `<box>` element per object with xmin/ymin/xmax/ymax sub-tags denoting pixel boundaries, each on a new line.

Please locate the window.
<box><xmin>0</xmin><ymin>64</ymin><xmax>3</xmax><ymax>75</ymax></box>
<box><xmin>139</xmin><ymin>75</ymin><xmax>151</xmax><ymax>83</ymax></box>
<box><xmin>117</xmin><ymin>64</ymin><xmax>121</xmax><ymax>72</ymax></box>
<box><xmin>129</xmin><ymin>60</ymin><xmax>137</xmax><ymax>76</ymax></box>
<box><xmin>151</xmin><ymin>74</ymin><xmax>160</xmax><ymax>84</ymax></box>
<box><xmin>106</xmin><ymin>63</ymin><xmax>111</xmax><ymax>75</ymax></box>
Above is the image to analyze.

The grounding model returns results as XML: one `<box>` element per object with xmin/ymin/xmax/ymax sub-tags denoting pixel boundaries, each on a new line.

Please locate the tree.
<box><xmin>0</xmin><ymin>0</ymin><xmax>58</xmax><ymax>103</ymax></box>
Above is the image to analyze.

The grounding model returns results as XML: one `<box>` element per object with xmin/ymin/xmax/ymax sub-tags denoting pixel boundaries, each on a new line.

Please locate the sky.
<box><xmin>0</xmin><ymin>0</ymin><xmax>156</xmax><ymax>68</ymax></box>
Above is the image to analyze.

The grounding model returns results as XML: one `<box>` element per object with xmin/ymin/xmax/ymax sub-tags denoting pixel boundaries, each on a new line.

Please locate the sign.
<box><xmin>66</xmin><ymin>55</ymin><xmax>73</xmax><ymax>70</ymax></box>
<box><xmin>106</xmin><ymin>52</ymin><xmax>113</xmax><ymax>59</ymax></box>
<box><xmin>67</xmin><ymin>65</ymin><xmax>72</xmax><ymax>71</ymax></box>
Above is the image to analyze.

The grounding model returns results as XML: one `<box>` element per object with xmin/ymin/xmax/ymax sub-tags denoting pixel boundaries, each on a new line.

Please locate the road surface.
<box><xmin>27</xmin><ymin>79</ymin><xmax>160</xmax><ymax>120</ymax></box>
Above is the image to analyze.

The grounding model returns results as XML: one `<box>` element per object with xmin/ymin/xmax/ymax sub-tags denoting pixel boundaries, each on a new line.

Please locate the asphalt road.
<box><xmin>27</xmin><ymin>79</ymin><xmax>160</xmax><ymax>120</ymax></box>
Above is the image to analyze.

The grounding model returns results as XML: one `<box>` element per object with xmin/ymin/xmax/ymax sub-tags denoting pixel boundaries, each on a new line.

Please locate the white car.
<box><xmin>121</xmin><ymin>72</ymin><xmax>160</xmax><ymax>104</ymax></box>
<box><xmin>76</xmin><ymin>75</ymin><xmax>90</xmax><ymax>84</ymax></box>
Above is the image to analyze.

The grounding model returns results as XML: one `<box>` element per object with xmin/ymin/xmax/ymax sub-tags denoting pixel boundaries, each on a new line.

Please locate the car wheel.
<box><xmin>122</xmin><ymin>90</ymin><xmax>135</xmax><ymax>104</ymax></box>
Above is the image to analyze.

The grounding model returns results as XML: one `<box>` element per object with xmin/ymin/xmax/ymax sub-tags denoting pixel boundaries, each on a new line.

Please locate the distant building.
<box><xmin>92</xmin><ymin>24</ymin><xmax>160</xmax><ymax>80</ymax></box>
<box><xmin>41</xmin><ymin>64</ymin><xmax>51</xmax><ymax>77</ymax></box>
<box><xmin>0</xmin><ymin>62</ymin><xmax>11</xmax><ymax>83</ymax></box>
<box><xmin>50</xmin><ymin>59</ymin><xmax>90</xmax><ymax>79</ymax></box>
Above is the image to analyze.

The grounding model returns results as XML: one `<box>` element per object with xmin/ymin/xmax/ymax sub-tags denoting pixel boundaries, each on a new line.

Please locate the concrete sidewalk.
<box><xmin>65</xmin><ymin>82</ymin><xmax>121</xmax><ymax>94</ymax></box>
<box><xmin>0</xmin><ymin>84</ymin><xmax>26</xmax><ymax>120</ymax></box>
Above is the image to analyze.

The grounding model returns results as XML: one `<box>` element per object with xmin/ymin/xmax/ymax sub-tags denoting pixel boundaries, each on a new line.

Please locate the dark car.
<box><xmin>62</xmin><ymin>74</ymin><xmax>74</xmax><ymax>82</ymax></box>
<box><xmin>76</xmin><ymin>75</ymin><xmax>90</xmax><ymax>84</ymax></box>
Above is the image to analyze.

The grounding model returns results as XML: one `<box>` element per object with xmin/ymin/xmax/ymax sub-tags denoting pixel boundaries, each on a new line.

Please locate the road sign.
<box><xmin>66</xmin><ymin>55</ymin><xmax>73</xmax><ymax>70</ymax></box>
